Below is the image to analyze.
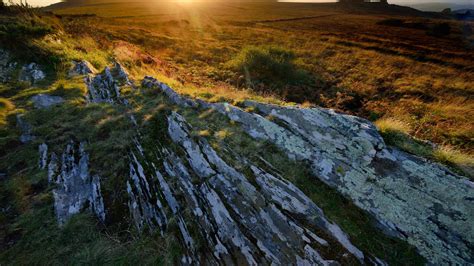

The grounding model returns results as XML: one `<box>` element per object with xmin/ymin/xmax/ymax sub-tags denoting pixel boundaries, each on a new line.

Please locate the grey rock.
<box><xmin>68</xmin><ymin>60</ymin><xmax>97</xmax><ymax>77</ymax></box>
<box><xmin>43</xmin><ymin>141</ymin><xmax>105</xmax><ymax>225</ymax></box>
<box><xmin>147</xmin><ymin>76</ymin><xmax>474</xmax><ymax>265</ymax></box>
<box><xmin>39</xmin><ymin>143</ymin><xmax>48</xmax><ymax>169</ymax></box>
<box><xmin>31</xmin><ymin>94</ymin><xmax>64</xmax><ymax>109</ymax></box>
<box><xmin>125</xmin><ymin>110</ymin><xmax>369</xmax><ymax>264</ymax></box>
<box><xmin>85</xmin><ymin>63</ymin><xmax>131</xmax><ymax>104</ymax></box>
<box><xmin>141</xmin><ymin>76</ymin><xmax>197</xmax><ymax>108</ymax></box>
<box><xmin>86</xmin><ymin>67</ymin><xmax>119</xmax><ymax>103</ymax></box>
<box><xmin>19</xmin><ymin>63</ymin><xmax>45</xmax><ymax>84</ymax></box>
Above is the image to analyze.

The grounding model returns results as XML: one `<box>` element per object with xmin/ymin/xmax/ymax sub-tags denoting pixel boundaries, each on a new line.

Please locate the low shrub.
<box><xmin>226</xmin><ymin>46</ymin><xmax>312</xmax><ymax>91</ymax></box>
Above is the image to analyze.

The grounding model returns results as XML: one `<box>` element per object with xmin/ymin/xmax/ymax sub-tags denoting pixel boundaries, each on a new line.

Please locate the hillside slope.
<box><xmin>1</xmin><ymin>4</ymin><xmax>473</xmax><ymax>265</ymax></box>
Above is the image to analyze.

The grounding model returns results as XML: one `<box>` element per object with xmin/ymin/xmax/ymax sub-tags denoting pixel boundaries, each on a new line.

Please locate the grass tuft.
<box><xmin>226</xmin><ymin>45</ymin><xmax>312</xmax><ymax>91</ymax></box>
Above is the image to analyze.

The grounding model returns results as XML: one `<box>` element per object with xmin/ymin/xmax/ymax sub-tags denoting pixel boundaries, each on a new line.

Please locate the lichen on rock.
<box><xmin>123</xmin><ymin>109</ymin><xmax>370</xmax><ymax>264</ymax></box>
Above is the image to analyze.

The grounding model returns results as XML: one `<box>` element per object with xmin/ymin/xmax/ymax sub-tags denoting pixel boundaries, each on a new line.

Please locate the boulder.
<box><xmin>113</xmin><ymin>61</ymin><xmax>130</xmax><ymax>84</ymax></box>
<box><xmin>31</xmin><ymin>94</ymin><xmax>64</xmax><ymax>109</ymax></box>
<box><xmin>19</xmin><ymin>63</ymin><xmax>45</xmax><ymax>84</ymax></box>
<box><xmin>85</xmin><ymin>66</ymin><xmax>125</xmax><ymax>104</ymax></box>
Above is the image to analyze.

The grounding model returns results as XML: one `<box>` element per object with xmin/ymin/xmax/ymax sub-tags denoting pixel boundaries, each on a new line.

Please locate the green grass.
<box><xmin>0</xmin><ymin>205</ymin><xmax>180</xmax><ymax>265</ymax></box>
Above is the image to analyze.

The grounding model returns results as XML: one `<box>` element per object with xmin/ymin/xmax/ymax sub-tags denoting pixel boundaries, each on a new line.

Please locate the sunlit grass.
<box><xmin>376</xmin><ymin>117</ymin><xmax>473</xmax><ymax>178</ymax></box>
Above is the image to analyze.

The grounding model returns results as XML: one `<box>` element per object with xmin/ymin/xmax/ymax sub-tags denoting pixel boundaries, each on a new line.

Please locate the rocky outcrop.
<box><xmin>68</xmin><ymin>60</ymin><xmax>97</xmax><ymax>77</ymax></box>
<box><xmin>126</xmin><ymin>111</ymin><xmax>372</xmax><ymax>265</ymax></box>
<box><xmin>85</xmin><ymin>62</ymin><xmax>131</xmax><ymax>104</ymax></box>
<box><xmin>142</xmin><ymin>77</ymin><xmax>474</xmax><ymax>265</ymax></box>
<box><xmin>36</xmin><ymin>64</ymin><xmax>472</xmax><ymax>264</ymax></box>
<box><xmin>40</xmin><ymin>141</ymin><xmax>105</xmax><ymax>225</ymax></box>
<box><xmin>85</xmin><ymin>67</ymin><xmax>120</xmax><ymax>103</ymax></box>
<box><xmin>19</xmin><ymin>63</ymin><xmax>45</xmax><ymax>84</ymax></box>
<box><xmin>31</xmin><ymin>94</ymin><xmax>64</xmax><ymax>109</ymax></box>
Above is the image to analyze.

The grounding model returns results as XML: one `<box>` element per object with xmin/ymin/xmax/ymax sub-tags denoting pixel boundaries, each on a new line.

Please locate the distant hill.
<box><xmin>45</xmin><ymin>0</ymin><xmax>439</xmax><ymax>18</ymax></box>
<box><xmin>399</xmin><ymin>2</ymin><xmax>474</xmax><ymax>12</ymax></box>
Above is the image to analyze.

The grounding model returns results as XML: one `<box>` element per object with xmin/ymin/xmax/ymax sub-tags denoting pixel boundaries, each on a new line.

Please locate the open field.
<box><xmin>50</xmin><ymin>1</ymin><xmax>474</xmax><ymax>155</ymax></box>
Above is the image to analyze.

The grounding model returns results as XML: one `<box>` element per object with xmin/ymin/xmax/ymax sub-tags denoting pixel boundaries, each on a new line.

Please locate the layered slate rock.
<box><xmin>40</xmin><ymin>141</ymin><xmax>105</xmax><ymax>225</ymax></box>
<box><xmin>126</xmin><ymin>111</ymin><xmax>369</xmax><ymax>265</ymax></box>
<box><xmin>143</xmin><ymin>77</ymin><xmax>474</xmax><ymax>265</ymax></box>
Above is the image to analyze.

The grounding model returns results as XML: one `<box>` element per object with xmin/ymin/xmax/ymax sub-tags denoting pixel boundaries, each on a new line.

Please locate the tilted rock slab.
<box><xmin>40</xmin><ymin>141</ymin><xmax>105</xmax><ymax>225</ymax></box>
<box><xmin>126</xmin><ymin>111</ymin><xmax>371</xmax><ymax>265</ymax></box>
<box><xmin>143</xmin><ymin>77</ymin><xmax>474</xmax><ymax>265</ymax></box>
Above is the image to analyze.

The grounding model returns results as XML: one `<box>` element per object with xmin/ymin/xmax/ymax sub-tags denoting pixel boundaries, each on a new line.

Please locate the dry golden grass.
<box><xmin>49</xmin><ymin>2</ymin><xmax>473</xmax><ymax>156</ymax></box>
